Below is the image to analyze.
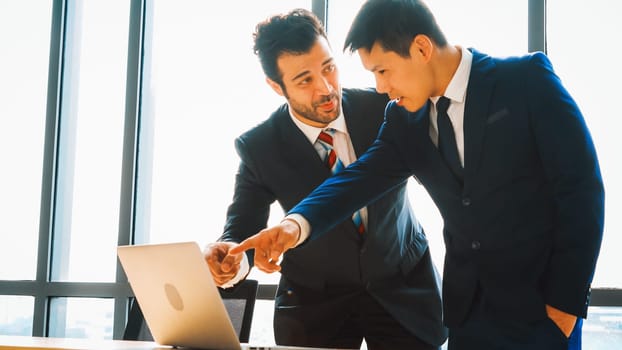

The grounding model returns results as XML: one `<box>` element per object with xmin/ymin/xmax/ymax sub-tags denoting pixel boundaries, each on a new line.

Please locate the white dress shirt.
<box><xmin>429</xmin><ymin>46</ymin><xmax>472</xmax><ymax>166</ymax></box>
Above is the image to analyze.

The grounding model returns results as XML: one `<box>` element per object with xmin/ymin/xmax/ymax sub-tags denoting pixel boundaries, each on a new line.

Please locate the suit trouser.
<box><xmin>448</xmin><ymin>288</ymin><xmax>583</xmax><ymax>350</ymax></box>
<box><xmin>273</xmin><ymin>281</ymin><xmax>437</xmax><ymax>350</ymax></box>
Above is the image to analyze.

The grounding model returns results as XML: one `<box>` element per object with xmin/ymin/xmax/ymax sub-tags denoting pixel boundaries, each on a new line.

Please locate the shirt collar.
<box><xmin>431</xmin><ymin>46</ymin><xmax>472</xmax><ymax>105</ymax></box>
<box><xmin>288</xmin><ymin>104</ymin><xmax>347</xmax><ymax>144</ymax></box>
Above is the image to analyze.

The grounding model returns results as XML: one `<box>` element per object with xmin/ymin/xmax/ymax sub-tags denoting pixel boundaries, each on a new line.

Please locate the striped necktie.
<box><xmin>315</xmin><ymin>128</ymin><xmax>366</xmax><ymax>234</ymax></box>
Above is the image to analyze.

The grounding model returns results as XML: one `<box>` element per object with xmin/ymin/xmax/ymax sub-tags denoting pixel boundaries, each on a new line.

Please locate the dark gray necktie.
<box><xmin>436</xmin><ymin>97</ymin><xmax>463</xmax><ymax>182</ymax></box>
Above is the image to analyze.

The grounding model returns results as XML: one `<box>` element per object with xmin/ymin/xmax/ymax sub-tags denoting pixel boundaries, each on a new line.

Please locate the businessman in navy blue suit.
<box><xmin>231</xmin><ymin>1</ymin><xmax>605</xmax><ymax>349</ymax></box>
<box><xmin>205</xmin><ymin>8</ymin><xmax>446</xmax><ymax>350</ymax></box>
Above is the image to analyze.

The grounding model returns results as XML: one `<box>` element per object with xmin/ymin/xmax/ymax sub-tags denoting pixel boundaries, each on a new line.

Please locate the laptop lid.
<box><xmin>117</xmin><ymin>241</ymin><xmax>241</xmax><ymax>350</ymax></box>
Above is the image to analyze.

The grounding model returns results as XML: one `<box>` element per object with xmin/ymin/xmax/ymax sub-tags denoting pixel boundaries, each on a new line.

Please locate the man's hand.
<box><xmin>203</xmin><ymin>242</ymin><xmax>243</xmax><ymax>286</ymax></box>
<box><xmin>228</xmin><ymin>219</ymin><xmax>301</xmax><ymax>273</ymax></box>
<box><xmin>546</xmin><ymin>304</ymin><xmax>577</xmax><ymax>338</ymax></box>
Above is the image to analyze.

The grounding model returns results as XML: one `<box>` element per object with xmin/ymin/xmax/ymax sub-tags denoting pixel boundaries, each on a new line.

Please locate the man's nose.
<box><xmin>375</xmin><ymin>78</ymin><xmax>389</xmax><ymax>94</ymax></box>
<box><xmin>316</xmin><ymin>76</ymin><xmax>332</xmax><ymax>94</ymax></box>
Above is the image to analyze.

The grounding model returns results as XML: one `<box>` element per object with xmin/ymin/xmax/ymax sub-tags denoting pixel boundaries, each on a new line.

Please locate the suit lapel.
<box><xmin>273</xmin><ymin>106</ymin><xmax>332</xmax><ymax>185</ymax></box>
<box><xmin>463</xmin><ymin>49</ymin><xmax>495</xmax><ymax>191</ymax></box>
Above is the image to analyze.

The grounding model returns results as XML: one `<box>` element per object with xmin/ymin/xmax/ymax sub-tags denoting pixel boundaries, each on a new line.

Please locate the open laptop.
<box><xmin>118</xmin><ymin>241</ymin><xmax>324</xmax><ymax>350</ymax></box>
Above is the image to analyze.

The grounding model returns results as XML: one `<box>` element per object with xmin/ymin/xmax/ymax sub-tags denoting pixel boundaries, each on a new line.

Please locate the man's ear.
<box><xmin>410</xmin><ymin>34</ymin><xmax>434</xmax><ymax>63</ymax></box>
<box><xmin>266</xmin><ymin>77</ymin><xmax>285</xmax><ymax>96</ymax></box>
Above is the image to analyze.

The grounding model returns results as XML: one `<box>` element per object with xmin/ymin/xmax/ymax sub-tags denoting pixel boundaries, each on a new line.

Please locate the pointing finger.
<box><xmin>229</xmin><ymin>237</ymin><xmax>257</xmax><ymax>255</ymax></box>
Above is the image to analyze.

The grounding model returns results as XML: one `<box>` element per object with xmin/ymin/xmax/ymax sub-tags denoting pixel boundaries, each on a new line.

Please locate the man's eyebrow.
<box><xmin>321</xmin><ymin>57</ymin><xmax>335</xmax><ymax>66</ymax></box>
<box><xmin>292</xmin><ymin>70</ymin><xmax>310</xmax><ymax>82</ymax></box>
<box><xmin>291</xmin><ymin>58</ymin><xmax>335</xmax><ymax>82</ymax></box>
<box><xmin>368</xmin><ymin>64</ymin><xmax>380</xmax><ymax>72</ymax></box>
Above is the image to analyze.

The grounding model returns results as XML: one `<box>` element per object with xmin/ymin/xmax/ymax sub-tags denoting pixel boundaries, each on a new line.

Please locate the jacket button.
<box><xmin>462</xmin><ymin>197</ymin><xmax>471</xmax><ymax>206</ymax></box>
<box><xmin>471</xmin><ymin>241</ymin><xmax>481</xmax><ymax>250</ymax></box>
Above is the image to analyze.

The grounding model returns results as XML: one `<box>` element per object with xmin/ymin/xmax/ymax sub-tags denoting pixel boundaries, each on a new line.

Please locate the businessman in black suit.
<box><xmin>203</xmin><ymin>8</ymin><xmax>446</xmax><ymax>350</ymax></box>
<box><xmin>231</xmin><ymin>1</ymin><xmax>605</xmax><ymax>349</ymax></box>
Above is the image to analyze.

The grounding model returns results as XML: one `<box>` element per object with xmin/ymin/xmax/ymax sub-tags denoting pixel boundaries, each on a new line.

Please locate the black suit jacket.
<box><xmin>290</xmin><ymin>51</ymin><xmax>605</xmax><ymax>327</ymax></box>
<box><xmin>220</xmin><ymin>88</ymin><xmax>446</xmax><ymax>346</ymax></box>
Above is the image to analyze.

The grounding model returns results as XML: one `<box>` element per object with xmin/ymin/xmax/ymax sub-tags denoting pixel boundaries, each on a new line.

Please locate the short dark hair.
<box><xmin>344</xmin><ymin>0</ymin><xmax>447</xmax><ymax>57</ymax></box>
<box><xmin>253</xmin><ymin>8</ymin><xmax>328</xmax><ymax>87</ymax></box>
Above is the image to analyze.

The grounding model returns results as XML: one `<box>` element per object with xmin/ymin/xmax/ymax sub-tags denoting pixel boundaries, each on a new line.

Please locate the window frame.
<box><xmin>0</xmin><ymin>0</ymin><xmax>619</xmax><ymax>340</ymax></box>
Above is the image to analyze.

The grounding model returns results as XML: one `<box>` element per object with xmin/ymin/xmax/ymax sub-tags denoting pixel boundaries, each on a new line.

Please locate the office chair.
<box><xmin>123</xmin><ymin>279</ymin><xmax>259</xmax><ymax>343</ymax></box>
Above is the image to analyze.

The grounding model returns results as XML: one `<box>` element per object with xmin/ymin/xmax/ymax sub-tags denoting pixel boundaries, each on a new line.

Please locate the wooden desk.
<box><xmin>0</xmin><ymin>335</ymin><xmax>346</xmax><ymax>350</ymax></box>
<box><xmin>0</xmin><ymin>335</ymin><xmax>170</xmax><ymax>349</ymax></box>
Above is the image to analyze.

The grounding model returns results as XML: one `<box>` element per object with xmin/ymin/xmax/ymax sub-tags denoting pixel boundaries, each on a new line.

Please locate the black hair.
<box><xmin>253</xmin><ymin>8</ymin><xmax>328</xmax><ymax>87</ymax></box>
<box><xmin>344</xmin><ymin>0</ymin><xmax>447</xmax><ymax>57</ymax></box>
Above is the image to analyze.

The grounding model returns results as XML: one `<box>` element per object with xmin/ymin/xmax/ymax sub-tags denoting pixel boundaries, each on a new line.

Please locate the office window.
<box><xmin>0</xmin><ymin>296</ymin><xmax>34</xmax><ymax>336</ymax></box>
<box><xmin>584</xmin><ymin>307</ymin><xmax>622</xmax><ymax>348</ymax></box>
<box><xmin>328</xmin><ymin>0</ymin><xmax>527</xmax><ymax>270</ymax></box>
<box><xmin>136</xmin><ymin>1</ymin><xmax>314</xmax><ymax>284</ymax></box>
<box><xmin>0</xmin><ymin>0</ymin><xmax>52</xmax><ymax>280</ymax></box>
<box><xmin>135</xmin><ymin>1</ymin><xmax>309</xmax><ymax>284</ymax></box>
<box><xmin>0</xmin><ymin>0</ymin><xmax>620</xmax><ymax>344</ymax></box>
<box><xmin>50</xmin><ymin>0</ymin><xmax>130</xmax><ymax>282</ymax></box>
<box><xmin>249</xmin><ymin>300</ymin><xmax>275</xmax><ymax>344</ymax></box>
<box><xmin>329</xmin><ymin>0</ymin><xmax>527</xmax><ymax>88</ymax></box>
<box><xmin>426</xmin><ymin>0</ymin><xmax>527</xmax><ymax>56</ymax></box>
<box><xmin>48</xmin><ymin>298</ymin><xmax>113</xmax><ymax>339</ymax></box>
<box><xmin>547</xmin><ymin>0</ymin><xmax>622</xmax><ymax>288</ymax></box>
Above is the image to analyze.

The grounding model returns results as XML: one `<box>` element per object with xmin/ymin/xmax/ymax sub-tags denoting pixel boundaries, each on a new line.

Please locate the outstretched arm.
<box><xmin>230</xmin><ymin>106</ymin><xmax>414</xmax><ymax>271</ymax></box>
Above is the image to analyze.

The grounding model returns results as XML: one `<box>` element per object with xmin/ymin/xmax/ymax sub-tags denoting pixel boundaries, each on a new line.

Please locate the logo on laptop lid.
<box><xmin>164</xmin><ymin>283</ymin><xmax>184</xmax><ymax>311</ymax></box>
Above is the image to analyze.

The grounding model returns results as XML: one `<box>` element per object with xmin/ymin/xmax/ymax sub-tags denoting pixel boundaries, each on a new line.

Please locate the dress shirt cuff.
<box><xmin>219</xmin><ymin>252</ymin><xmax>249</xmax><ymax>289</ymax></box>
<box><xmin>284</xmin><ymin>214</ymin><xmax>310</xmax><ymax>247</ymax></box>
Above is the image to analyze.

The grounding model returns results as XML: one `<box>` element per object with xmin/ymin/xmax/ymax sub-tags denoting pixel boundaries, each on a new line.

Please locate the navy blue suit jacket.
<box><xmin>220</xmin><ymin>88</ymin><xmax>447</xmax><ymax>345</ymax></box>
<box><xmin>290</xmin><ymin>50</ymin><xmax>605</xmax><ymax>327</ymax></box>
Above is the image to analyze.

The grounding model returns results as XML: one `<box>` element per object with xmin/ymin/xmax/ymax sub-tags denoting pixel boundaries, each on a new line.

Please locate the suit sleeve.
<box><xmin>219</xmin><ymin>136</ymin><xmax>276</xmax><ymax>266</ymax></box>
<box><xmin>289</xmin><ymin>104</ymin><xmax>413</xmax><ymax>240</ymax></box>
<box><xmin>526</xmin><ymin>52</ymin><xmax>605</xmax><ymax>317</ymax></box>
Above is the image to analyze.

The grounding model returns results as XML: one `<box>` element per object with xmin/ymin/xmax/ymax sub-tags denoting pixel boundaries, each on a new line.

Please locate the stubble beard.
<box><xmin>289</xmin><ymin>92</ymin><xmax>341</xmax><ymax>125</ymax></box>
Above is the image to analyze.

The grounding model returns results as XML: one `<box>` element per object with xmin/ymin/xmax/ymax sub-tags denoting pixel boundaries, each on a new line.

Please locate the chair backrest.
<box><xmin>123</xmin><ymin>279</ymin><xmax>259</xmax><ymax>343</ymax></box>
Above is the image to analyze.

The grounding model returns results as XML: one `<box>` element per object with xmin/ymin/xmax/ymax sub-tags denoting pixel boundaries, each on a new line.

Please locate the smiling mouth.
<box><xmin>317</xmin><ymin>96</ymin><xmax>338</xmax><ymax>111</ymax></box>
<box><xmin>320</xmin><ymin>100</ymin><xmax>334</xmax><ymax>109</ymax></box>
